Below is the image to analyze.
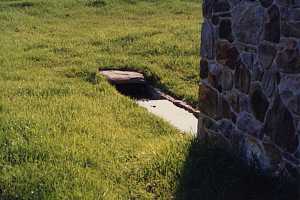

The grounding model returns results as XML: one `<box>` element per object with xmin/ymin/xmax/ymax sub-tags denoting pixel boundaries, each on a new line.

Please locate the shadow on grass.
<box><xmin>176</xmin><ymin>138</ymin><xmax>299</xmax><ymax>200</ymax></box>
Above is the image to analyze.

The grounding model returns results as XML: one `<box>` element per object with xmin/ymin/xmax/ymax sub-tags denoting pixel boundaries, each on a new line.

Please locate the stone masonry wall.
<box><xmin>199</xmin><ymin>0</ymin><xmax>300</xmax><ymax>176</ymax></box>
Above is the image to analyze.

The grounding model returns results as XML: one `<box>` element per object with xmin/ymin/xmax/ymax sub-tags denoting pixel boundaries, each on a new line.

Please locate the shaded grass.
<box><xmin>177</xmin><ymin>138</ymin><xmax>300</xmax><ymax>200</ymax></box>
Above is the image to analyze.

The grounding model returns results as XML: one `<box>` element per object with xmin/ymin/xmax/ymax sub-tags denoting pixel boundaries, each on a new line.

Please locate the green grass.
<box><xmin>0</xmin><ymin>0</ymin><xmax>200</xmax><ymax>199</ymax></box>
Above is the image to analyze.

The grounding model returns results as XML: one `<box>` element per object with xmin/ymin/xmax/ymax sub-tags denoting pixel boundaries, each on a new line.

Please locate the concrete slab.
<box><xmin>137</xmin><ymin>99</ymin><xmax>198</xmax><ymax>135</ymax></box>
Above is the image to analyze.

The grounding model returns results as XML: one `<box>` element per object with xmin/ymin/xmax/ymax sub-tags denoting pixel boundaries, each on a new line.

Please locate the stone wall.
<box><xmin>199</xmin><ymin>0</ymin><xmax>300</xmax><ymax>176</ymax></box>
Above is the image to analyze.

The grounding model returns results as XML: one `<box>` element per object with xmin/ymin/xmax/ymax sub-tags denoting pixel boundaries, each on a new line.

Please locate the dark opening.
<box><xmin>114</xmin><ymin>83</ymin><xmax>162</xmax><ymax>100</ymax></box>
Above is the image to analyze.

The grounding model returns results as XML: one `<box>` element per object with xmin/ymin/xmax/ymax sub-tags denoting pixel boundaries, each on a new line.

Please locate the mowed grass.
<box><xmin>0</xmin><ymin>0</ymin><xmax>201</xmax><ymax>199</ymax></box>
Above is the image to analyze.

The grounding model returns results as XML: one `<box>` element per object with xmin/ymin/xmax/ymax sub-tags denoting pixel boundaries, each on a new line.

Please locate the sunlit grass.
<box><xmin>0</xmin><ymin>0</ymin><xmax>201</xmax><ymax>199</ymax></box>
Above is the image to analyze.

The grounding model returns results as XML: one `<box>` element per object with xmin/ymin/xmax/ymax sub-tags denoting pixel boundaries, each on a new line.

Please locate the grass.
<box><xmin>0</xmin><ymin>0</ymin><xmax>200</xmax><ymax>199</ymax></box>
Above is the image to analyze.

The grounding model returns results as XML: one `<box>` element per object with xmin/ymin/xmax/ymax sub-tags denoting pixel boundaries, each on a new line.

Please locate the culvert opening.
<box><xmin>100</xmin><ymin>69</ymin><xmax>199</xmax><ymax>135</ymax></box>
<box><xmin>115</xmin><ymin>83</ymin><xmax>161</xmax><ymax>100</ymax></box>
<box><xmin>100</xmin><ymin>69</ymin><xmax>162</xmax><ymax>100</ymax></box>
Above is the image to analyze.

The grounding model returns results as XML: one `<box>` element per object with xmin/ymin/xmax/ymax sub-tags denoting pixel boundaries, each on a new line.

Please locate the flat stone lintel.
<box><xmin>100</xmin><ymin>70</ymin><xmax>145</xmax><ymax>84</ymax></box>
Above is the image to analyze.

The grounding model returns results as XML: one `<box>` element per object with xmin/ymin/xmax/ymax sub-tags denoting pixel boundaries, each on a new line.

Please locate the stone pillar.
<box><xmin>199</xmin><ymin>0</ymin><xmax>300</xmax><ymax>176</ymax></box>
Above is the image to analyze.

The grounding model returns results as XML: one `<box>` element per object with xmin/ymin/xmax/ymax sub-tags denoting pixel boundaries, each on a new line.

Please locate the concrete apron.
<box><xmin>137</xmin><ymin>99</ymin><xmax>198</xmax><ymax>135</ymax></box>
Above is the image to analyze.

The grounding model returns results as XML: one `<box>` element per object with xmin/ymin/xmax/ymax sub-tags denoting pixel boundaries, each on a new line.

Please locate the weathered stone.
<box><xmin>240</xmin><ymin>53</ymin><xmax>264</xmax><ymax>81</ymax></box>
<box><xmin>282</xmin><ymin>152</ymin><xmax>300</xmax><ymax>166</ymax></box>
<box><xmin>201</xmin><ymin>20</ymin><xmax>216</xmax><ymax>59</ymax></box>
<box><xmin>202</xmin><ymin>0</ymin><xmax>214</xmax><ymax>18</ymax></box>
<box><xmin>208</xmin><ymin>62</ymin><xmax>222</xmax><ymax>89</ymax></box>
<box><xmin>289</xmin><ymin>8</ymin><xmax>300</xmax><ymax>21</ymax></box>
<box><xmin>263</xmin><ymin>141</ymin><xmax>283</xmax><ymax>168</ymax></box>
<box><xmin>200</xmin><ymin>59</ymin><xmax>209</xmax><ymax>79</ymax></box>
<box><xmin>259</xmin><ymin>0</ymin><xmax>273</xmax><ymax>7</ymax></box>
<box><xmin>198</xmin><ymin>114</ymin><xmax>219</xmax><ymax>136</ymax></box>
<box><xmin>200</xmin><ymin>0</ymin><xmax>300</xmax><ymax>176</ymax></box>
<box><xmin>279</xmin><ymin>74</ymin><xmax>300</xmax><ymax>115</ymax></box>
<box><xmin>227</xmin><ymin>0</ymin><xmax>241</xmax><ymax>7</ymax></box>
<box><xmin>279</xmin><ymin>73</ymin><xmax>300</xmax><ymax>96</ymax></box>
<box><xmin>239</xmin><ymin>134</ymin><xmax>269</xmax><ymax>170</ymax></box>
<box><xmin>100</xmin><ymin>70</ymin><xmax>145</xmax><ymax>84</ymax></box>
<box><xmin>212</xmin><ymin>15</ymin><xmax>220</xmax><ymax>25</ymax></box>
<box><xmin>219</xmin><ymin>19</ymin><xmax>234</xmax><ymax>42</ymax></box>
<box><xmin>216</xmin><ymin>40</ymin><xmax>240</xmax><ymax>69</ymax></box>
<box><xmin>199</xmin><ymin>83</ymin><xmax>219</xmax><ymax>119</ymax></box>
<box><xmin>219</xmin><ymin>95</ymin><xmax>235</xmax><ymax>120</ymax></box>
<box><xmin>232</xmin><ymin>1</ymin><xmax>265</xmax><ymax>45</ymax></box>
<box><xmin>240</xmin><ymin>53</ymin><xmax>255</xmax><ymax>71</ymax></box>
<box><xmin>251</xmin><ymin>63</ymin><xmax>264</xmax><ymax>82</ymax></box>
<box><xmin>258</xmin><ymin>43</ymin><xmax>277</xmax><ymax>69</ymax></box>
<box><xmin>224</xmin><ymin>89</ymin><xmax>240</xmax><ymax>113</ymax></box>
<box><xmin>239</xmin><ymin>93</ymin><xmax>251</xmax><ymax>113</ymax></box>
<box><xmin>282</xmin><ymin>21</ymin><xmax>300</xmax><ymax>38</ymax></box>
<box><xmin>276</xmin><ymin>42</ymin><xmax>300</xmax><ymax>73</ymax></box>
<box><xmin>237</xmin><ymin>111</ymin><xmax>262</xmax><ymax>138</ymax></box>
<box><xmin>276</xmin><ymin>0</ymin><xmax>300</xmax><ymax>7</ymax></box>
<box><xmin>287</xmin><ymin>94</ymin><xmax>300</xmax><ymax>116</ymax></box>
<box><xmin>213</xmin><ymin>0</ymin><xmax>231</xmax><ymax>13</ymax></box>
<box><xmin>219</xmin><ymin>67</ymin><xmax>234</xmax><ymax>91</ymax></box>
<box><xmin>234</xmin><ymin>63</ymin><xmax>251</xmax><ymax>94</ymax></box>
<box><xmin>261</xmin><ymin>70</ymin><xmax>280</xmax><ymax>98</ymax></box>
<box><xmin>264</xmin><ymin>5</ymin><xmax>281</xmax><ymax>43</ymax></box>
<box><xmin>250</xmin><ymin>83</ymin><xmax>269</xmax><ymax>122</ymax></box>
<box><xmin>263</xmin><ymin>94</ymin><xmax>298</xmax><ymax>153</ymax></box>
<box><xmin>217</xmin><ymin>119</ymin><xmax>237</xmax><ymax>138</ymax></box>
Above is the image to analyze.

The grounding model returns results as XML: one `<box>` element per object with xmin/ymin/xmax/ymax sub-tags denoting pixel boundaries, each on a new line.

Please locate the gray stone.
<box><xmin>264</xmin><ymin>5</ymin><xmax>281</xmax><ymax>43</ymax></box>
<box><xmin>208</xmin><ymin>62</ymin><xmax>223</xmax><ymax>89</ymax></box>
<box><xmin>219</xmin><ymin>95</ymin><xmax>236</xmax><ymax>120</ymax></box>
<box><xmin>219</xmin><ymin>19</ymin><xmax>234</xmax><ymax>42</ymax></box>
<box><xmin>258</xmin><ymin>43</ymin><xmax>277</xmax><ymax>69</ymax></box>
<box><xmin>259</xmin><ymin>0</ymin><xmax>273</xmax><ymax>7</ymax></box>
<box><xmin>200</xmin><ymin>59</ymin><xmax>209</xmax><ymax>79</ymax></box>
<box><xmin>201</xmin><ymin>20</ymin><xmax>216</xmax><ymax>59</ymax></box>
<box><xmin>220</xmin><ymin>67</ymin><xmax>234</xmax><ymax>91</ymax></box>
<box><xmin>200</xmin><ymin>0</ymin><xmax>300</xmax><ymax>176</ymax></box>
<box><xmin>240</xmin><ymin>52</ymin><xmax>255</xmax><ymax>71</ymax></box>
<box><xmin>250</xmin><ymin>82</ymin><xmax>269</xmax><ymax>122</ymax></box>
<box><xmin>100</xmin><ymin>70</ymin><xmax>145</xmax><ymax>84</ymax></box>
<box><xmin>237</xmin><ymin>111</ymin><xmax>262</xmax><ymax>138</ymax></box>
<box><xmin>213</xmin><ymin>0</ymin><xmax>231</xmax><ymax>13</ymax></box>
<box><xmin>232</xmin><ymin>1</ymin><xmax>265</xmax><ymax>45</ymax></box>
<box><xmin>217</xmin><ymin>119</ymin><xmax>237</xmax><ymax>138</ymax></box>
<box><xmin>224</xmin><ymin>89</ymin><xmax>240</xmax><ymax>113</ymax></box>
<box><xmin>287</xmin><ymin>94</ymin><xmax>300</xmax><ymax>116</ymax></box>
<box><xmin>276</xmin><ymin>41</ymin><xmax>300</xmax><ymax>73</ymax></box>
<box><xmin>234</xmin><ymin>63</ymin><xmax>251</xmax><ymax>94</ymax></box>
<box><xmin>228</xmin><ymin>0</ymin><xmax>241</xmax><ymax>7</ymax></box>
<box><xmin>199</xmin><ymin>83</ymin><xmax>219</xmax><ymax>119</ymax></box>
<box><xmin>263</xmin><ymin>94</ymin><xmax>298</xmax><ymax>153</ymax></box>
<box><xmin>263</xmin><ymin>141</ymin><xmax>283</xmax><ymax>168</ymax></box>
<box><xmin>239</xmin><ymin>93</ymin><xmax>252</xmax><ymax>113</ymax></box>
<box><xmin>202</xmin><ymin>0</ymin><xmax>214</xmax><ymax>18</ymax></box>
<box><xmin>279</xmin><ymin>74</ymin><xmax>300</xmax><ymax>115</ymax></box>
<box><xmin>282</xmin><ymin>21</ymin><xmax>300</xmax><ymax>38</ymax></box>
<box><xmin>261</xmin><ymin>70</ymin><xmax>279</xmax><ymax>98</ymax></box>
<box><xmin>289</xmin><ymin>8</ymin><xmax>300</xmax><ymax>21</ymax></box>
<box><xmin>216</xmin><ymin>40</ymin><xmax>240</xmax><ymax>69</ymax></box>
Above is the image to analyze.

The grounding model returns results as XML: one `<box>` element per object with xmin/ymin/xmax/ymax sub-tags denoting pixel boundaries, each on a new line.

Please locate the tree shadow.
<box><xmin>176</xmin><ymin>137</ymin><xmax>299</xmax><ymax>200</ymax></box>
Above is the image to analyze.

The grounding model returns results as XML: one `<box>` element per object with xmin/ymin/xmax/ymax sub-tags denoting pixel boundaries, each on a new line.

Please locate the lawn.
<box><xmin>0</xmin><ymin>0</ymin><xmax>201</xmax><ymax>199</ymax></box>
